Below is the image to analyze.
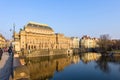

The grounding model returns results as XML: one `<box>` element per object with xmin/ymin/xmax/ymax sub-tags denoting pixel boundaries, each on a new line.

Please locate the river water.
<box><xmin>17</xmin><ymin>53</ymin><xmax>120</xmax><ymax>80</ymax></box>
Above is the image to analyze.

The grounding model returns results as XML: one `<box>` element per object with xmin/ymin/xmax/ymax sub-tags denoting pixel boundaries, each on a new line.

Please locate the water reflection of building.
<box><xmin>25</xmin><ymin>55</ymin><xmax>71</xmax><ymax>80</ymax></box>
<box><xmin>56</xmin><ymin>58</ymin><xmax>71</xmax><ymax>72</ymax></box>
<box><xmin>81</xmin><ymin>53</ymin><xmax>101</xmax><ymax>63</ymax></box>
<box><xmin>14</xmin><ymin>21</ymin><xmax>72</xmax><ymax>51</ymax></box>
<box><xmin>0</xmin><ymin>33</ymin><xmax>6</xmax><ymax>48</ymax></box>
<box><xmin>71</xmin><ymin>55</ymin><xmax>80</xmax><ymax>64</ymax></box>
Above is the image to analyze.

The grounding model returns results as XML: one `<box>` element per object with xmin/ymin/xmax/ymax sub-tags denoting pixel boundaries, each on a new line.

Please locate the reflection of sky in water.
<box><xmin>50</xmin><ymin>61</ymin><xmax>120</xmax><ymax>80</ymax></box>
<box><xmin>49</xmin><ymin>54</ymin><xmax>120</xmax><ymax>80</ymax></box>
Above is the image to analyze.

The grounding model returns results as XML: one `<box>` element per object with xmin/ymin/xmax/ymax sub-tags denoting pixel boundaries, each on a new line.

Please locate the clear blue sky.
<box><xmin>0</xmin><ymin>0</ymin><xmax>120</xmax><ymax>39</ymax></box>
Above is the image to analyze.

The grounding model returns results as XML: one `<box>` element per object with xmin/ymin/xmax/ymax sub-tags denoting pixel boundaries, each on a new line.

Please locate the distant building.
<box><xmin>14</xmin><ymin>21</ymin><xmax>72</xmax><ymax>51</ymax></box>
<box><xmin>71</xmin><ymin>37</ymin><xmax>79</xmax><ymax>48</ymax></box>
<box><xmin>80</xmin><ymin>35</ymin><xmax>99</xmax><ymax>49</ymax></box>
<box><xmin>0</xmin><ymin>33</ymin><xmax>6</xmax><ymax>48</ymax></box>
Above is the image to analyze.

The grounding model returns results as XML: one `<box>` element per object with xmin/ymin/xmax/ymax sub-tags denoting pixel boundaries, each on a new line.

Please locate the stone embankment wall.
<box><xmin>26</xmin><ymin>49</ymin><xmax>73</xmax><ymax>57</ymax></box>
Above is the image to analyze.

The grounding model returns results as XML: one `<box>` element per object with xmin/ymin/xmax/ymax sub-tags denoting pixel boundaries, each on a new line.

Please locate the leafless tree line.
<box><xmin>98</xmin><ymin>34</ymin><xmax>120</xmax><ymax>53</ymax></box>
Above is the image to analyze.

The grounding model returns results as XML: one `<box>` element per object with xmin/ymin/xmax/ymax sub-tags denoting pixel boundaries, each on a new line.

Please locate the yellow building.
<box><xmin>14</xmin><ymin>21</ymin><xmax>72</xmax><ymax>51</ymax></box>
<box><xmin>80</xmin><ymin>35</ymin><xmax>99</xmax><ymax>49</ymax></box>
<box><xmin>0</xmin><ymin>33</ymin><xmax>6</xmax><ymax>48</ymax></box>
<box><xmin>71</xmin><ymin>37</ymin><xmax>79</xmax><ymax>48</ymax></box>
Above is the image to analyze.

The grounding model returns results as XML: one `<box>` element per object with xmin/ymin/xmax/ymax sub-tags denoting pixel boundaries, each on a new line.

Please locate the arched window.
<box><xmin>31</xmin><ymin>45</ymin><xmax>33</xmax><ymax>49</ymax></box>
<box><xmin>28</xmin><ymin>45</ymin><xmax>30</xmax><ymax>49</ymax></box>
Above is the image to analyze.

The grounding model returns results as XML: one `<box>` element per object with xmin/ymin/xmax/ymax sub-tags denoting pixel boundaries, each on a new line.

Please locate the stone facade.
<box><xmin>14</xmin><ymin>21</ymin><xmax>72</xmax><ymax>51</ymax></box>
<box><xmin>71</xmin><ymin>37</ymin><xmax>79</xmax><ymax>48</ymax></box>
<box><xmin>80</xmin><ymin>35</ymin><xmax>99</xmax><ymax>49</ymax></box>
<box><xmin>0</xmin><ymin>33</ymin><xmax>6</xmax><ymax>48</ymax></box>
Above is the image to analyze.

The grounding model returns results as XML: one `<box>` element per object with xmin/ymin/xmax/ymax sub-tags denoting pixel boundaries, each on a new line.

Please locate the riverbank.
<box><xmin>100</xmin><ymin>50</ymin><xmax>120</xmax><ymax>57</ymax></box>
<box><xmin>13</xmin><ymin>54</ymin><xmax>30</xmax><ymax>80</ymax></box>
<box><xmin>18</xmin><ymin>49</ymin><xmax>73</xmax><ymax>58</ymax></box>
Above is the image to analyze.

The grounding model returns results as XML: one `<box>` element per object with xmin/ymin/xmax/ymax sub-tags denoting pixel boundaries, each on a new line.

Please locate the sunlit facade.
<box><xmin>0</xmin><ymin>33</ymin><xmax>6</xmax><ymax>48</ymax></box>
<box><xmin>71</xmin><ymin>37</ymin><xmax>79</xmax><ymax>48</ymax></box>
<box><xmin>80</xmin><ymin>35</ymin><xmax>99</xmax><ymax>49</ymax></box>
<box><xmin>14</xmin><ymin>21</ymin><xmax>72</xmax><ymax>51</ymax></box>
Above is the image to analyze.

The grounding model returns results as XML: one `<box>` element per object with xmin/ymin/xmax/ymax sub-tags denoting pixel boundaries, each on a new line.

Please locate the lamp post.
<box><xmin>13</xmin><ymin>23</ymin><xmax>15</xmax><ymax>54</ymax></box>
<box><xmin>9</xmin><ymin>23</ymin><xmax>16</xmax><ymax>79</ymax></box>
<box><xmin>9</xmin><ymin>23</ymin><xmax>15</xmax><ymax>80</ymax></box>
<box><xmin>13</xmin><ymin>23</ymin><xmax>15</xmax><ymax>41</ymax></box>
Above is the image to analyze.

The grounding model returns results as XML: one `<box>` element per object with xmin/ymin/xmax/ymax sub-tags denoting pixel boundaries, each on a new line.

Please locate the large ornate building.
<box><xmin>80</xmin><ymin>35</ymin><xmax>99</xmax><ymax>49</ymax></box>
<box><xmin>0</xmin><ymin>33</ymin><xmax>6</xmax><ymax>48</ymax></box>
<box><xmin>14</xmin><ymin>21</ymin><xmax>72</xmax><ymax>51</ymax></box>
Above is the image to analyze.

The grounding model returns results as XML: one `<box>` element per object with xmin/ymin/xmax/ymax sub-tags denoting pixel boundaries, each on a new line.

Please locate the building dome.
<box><xmin>24</xmin><ymin>21</ymin><xmax>54</xmax><ymax>34</ymax></box>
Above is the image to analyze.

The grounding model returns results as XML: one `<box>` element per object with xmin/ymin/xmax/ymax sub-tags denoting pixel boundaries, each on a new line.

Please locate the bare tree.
<box><xmin>112</xmin><ymin>40</ymin><xmax>120</xmax><ymax>50</ymax></box>
<box><xmin>98</xmin><ymin>34</ymin><xmax>112</xmax><ymax>53</ymax></box>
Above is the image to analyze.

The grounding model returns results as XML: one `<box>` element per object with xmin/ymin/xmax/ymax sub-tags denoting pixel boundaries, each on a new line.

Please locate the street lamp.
<box><xmin>13</xmin><ymin>23</ymin><xmax>15</xmax><ymax>42</ymax></box>
<box><xmin>9</xmin><ymin>23</ymin><xmax>15</xmax><ymax>79</ymax></box>
<box><xmin>11</xmin><ymin>23</ymin><xmax>15</xmax><ymax>53</ymax></box>
<box><xmin>10</xmin><ymin>23</ymin><xmax>15</xmax><ymax>46</ymax></box>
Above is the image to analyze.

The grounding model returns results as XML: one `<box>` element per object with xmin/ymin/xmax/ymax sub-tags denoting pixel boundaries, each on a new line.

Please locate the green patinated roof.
<box><xmin>26</xmin><ymin>21</ymin><xmax>53</xmax><ymax>31</ymax></box>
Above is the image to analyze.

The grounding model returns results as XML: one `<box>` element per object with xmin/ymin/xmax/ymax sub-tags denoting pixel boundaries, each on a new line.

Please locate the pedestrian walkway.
<box><xmin>0</xmin><ymin>53</ymin><xmax>30</xmax><ymax>80</ymax></box>
<box><xmin>0</xmin><ymin>52</ymin><xmax>13</xmax><ymax>80</ymax></box>
<box><xmin>14</xmin><ymin>54</ymin><xmax>21</xmax><ymax>67</ymax></box>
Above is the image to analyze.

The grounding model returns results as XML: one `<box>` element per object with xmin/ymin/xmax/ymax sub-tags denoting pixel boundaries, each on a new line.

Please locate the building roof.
<box><xmin>0</xmin><ymin>33</ymin><xmax>6</xmax><ymax>40</ymax></box>
<box><xmin>81</xmin><ymin>35</ymin><xmax>90</xmax><ymax>39</ymax></box>
<box><xmin>25</xmin><ymin>21</ymin><xmax>54</xmax><ymax>31</ymax></box>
